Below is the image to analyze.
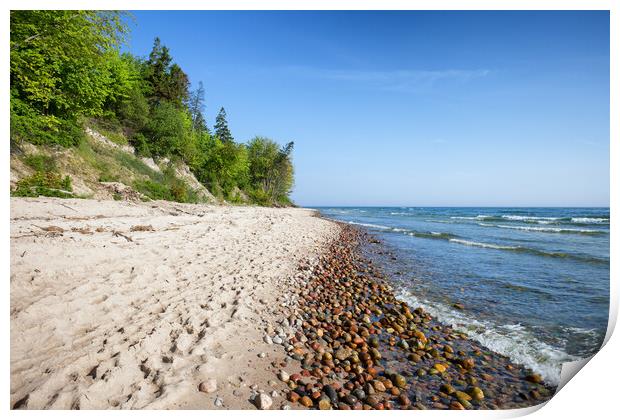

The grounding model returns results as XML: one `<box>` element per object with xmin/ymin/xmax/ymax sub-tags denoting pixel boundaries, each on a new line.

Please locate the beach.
<box><xmin>10</xmin><ymin>198</ymin><xmax>555</xmax><ymax>410</ymax></box>
<box><xmin>10</xmin><ymin>197</ymin><xmax>338</xmax><ymax>409</ymax></box>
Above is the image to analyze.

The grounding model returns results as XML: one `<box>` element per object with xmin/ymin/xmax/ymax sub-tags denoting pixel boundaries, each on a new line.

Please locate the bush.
<box><xmin>12</xmin><ymin>171</ymin><xmax>73</xmax><ymax>198</ymax></box>
<box><xmin>11</xmin><ymin>96</ymin><xmax>84</xmax><ymax>147</ymax></box>
<box><xmin>23</xmin><ymin>153</ymin><xmax>57</xmax><ymax>172</ymax></box>
<box><xmin>130</xmin><ymin>133</ymin><xmax>151</xmax><ymax>157</ymax></box>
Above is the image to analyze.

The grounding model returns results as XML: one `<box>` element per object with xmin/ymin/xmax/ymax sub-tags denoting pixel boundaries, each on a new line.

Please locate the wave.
<box><xmin>449</xmin><ymin>238</ymin><xmax>517</xmax><ymax>250</ymax></box>
<box><xmin>345</xmin><ymin>220</ymin><xmax>607</xmax><ymax>264</ymax></box>
<box><xmin>478</xmin><ymin>223</ymin><xmax>606</xmax><ymax>235</ymax></box>
<box><xmin>346</xmin><ymin>221</ymin><xmax>390</xmax><ymax>230</ymax></box>
<box><xmin>451</xmin><ymin>214</ymin><xmax>609</xmax><ymax>226</ymax></box>
<box><xmin>347</xmin><ymin>221</ymin><xmax>458</xmax><ymax>240</ymax></box>
<box><xmin>396</xmin><ymin>290</ymin><xmax>578</xmax><ymax>385</ymax></box>
<box><xmin>448</xmin><ymin>238</ymin><xmax>608</xmax><ymax>264</ymax></box>
<box><xmin>571</xmin><ymin>217</ymin><xmax>609</xmax><ymax>224</ymax></box>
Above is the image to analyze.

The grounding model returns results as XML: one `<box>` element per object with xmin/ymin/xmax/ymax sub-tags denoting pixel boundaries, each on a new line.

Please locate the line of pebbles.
<box><xmin>260</xmin><ymin>224</ymin><xmax>555</xmax><ymax>410</ymax></box>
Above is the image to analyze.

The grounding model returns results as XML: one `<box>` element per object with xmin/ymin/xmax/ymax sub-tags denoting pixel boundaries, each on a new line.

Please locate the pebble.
<box><xmin>198</xmin><ymin>378</ymin><xmax>217</xmax><ymax>394</ymax></box>
<box><xmin>263</xmin><ymin>335</ymin><xmax>272</xmax><ymax>344</ymax></box>
<box><xmin>275</xmin><ymin>226</ymin><xmax>554</xmax><ymax>411</ymax></box>
<box><xmin>254</xmin><ymin>393</ymin><xmax>273</xmax><ymax>410</ymax></box>
<box><xmin>318</xmin><ymin>398</ymin><xmax>331</xmax><ymax>410</ymax></box>
<box><xmin>214</xmin><ymin>397</ymin><xmax>223</xmax><ymax>407</ymax></box>
<box><xmin>469</xmin><ymin>386</ymin><xmax>484</xmax><ymax>401</ymax></box>
<box><xmin>278</xmin><ymin>370</ymin><xmax>290</xmax><ymax>382</ymax></box>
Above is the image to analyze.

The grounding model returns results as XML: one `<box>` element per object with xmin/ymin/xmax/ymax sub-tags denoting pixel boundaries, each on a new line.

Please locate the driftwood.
<box><xmin>112</xmin><ymin>231</ymin><xmax>133</xmax><ymax>242</ymax></box>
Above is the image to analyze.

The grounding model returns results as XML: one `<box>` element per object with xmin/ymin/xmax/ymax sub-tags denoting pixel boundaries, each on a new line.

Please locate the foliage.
<box><xmin>10</xmin><ymin>11</ymin><xmax>126</xmax><ymax>145</ymax></box>
<box><xmin>13</xmin><ymin>153</ymin><xmax>73</xmax><ymax>198</ymax></box>
<box><xmin>10</xmin><ymin>11</ymin><xmax>296</xmax><ymax>206</ymax></box>
<box><xmin>214</xmin><ymin>107</ymin><xmax>234</xmax><ymax>143</ymax></box>
<box><xmin>247</xmin><ymin>137</ymin><xmax>294</xmax><ymax>205</ymax></box>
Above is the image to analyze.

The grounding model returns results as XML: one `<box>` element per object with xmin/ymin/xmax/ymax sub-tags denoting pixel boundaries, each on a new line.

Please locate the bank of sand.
<box><xmin>10</xmin><ymin>197</ymin><xmax>338</xmax><ymax>409</ymax></box>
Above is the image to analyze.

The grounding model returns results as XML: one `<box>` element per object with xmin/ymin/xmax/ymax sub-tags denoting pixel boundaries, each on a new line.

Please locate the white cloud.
<box><xmin>283</xmin><ymin>66</ymin><xmax>490</xmax><ymax>92</ymax></box>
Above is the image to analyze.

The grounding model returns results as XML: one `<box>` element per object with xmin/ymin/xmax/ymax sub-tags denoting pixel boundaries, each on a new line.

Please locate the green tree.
<box><xmin>144</xmin><ymin>37</ymin><xmax>189</xmax><ymax>107</ymax></box>
<box><xmin>247</xmin><ymin>137</ymin><xmax>294</xmax><ymax>204</ymax></box>
<box><xmin>10</xmin><ymin>10</ymin><xmax>126</xmax><ymax>145</ymax></box>
<box><xmin>142</xmin><ymin>102</ymin><xmax>189</xmax><ymax>157</ymax></box>
<box><xmin>214</xmin><ymin>107</ymin><xmax>234</xmax><ymax>143</ymax></box>
<box><xmin>188</xmin><ymin>81</ymin><xmax>207</xmax><ymax>133</ymax></box>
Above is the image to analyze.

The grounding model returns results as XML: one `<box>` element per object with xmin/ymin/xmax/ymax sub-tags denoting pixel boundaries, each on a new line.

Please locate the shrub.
<box><xmin>12</xmin><ymin>171</ymin><xmax>73</xmax><ymax>198</ymax></box>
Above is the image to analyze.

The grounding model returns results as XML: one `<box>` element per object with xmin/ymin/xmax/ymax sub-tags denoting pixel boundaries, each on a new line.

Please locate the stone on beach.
<box><xmin>198</xmin><ymin>378</ymin><xmax>217</xmax><ymax>394</ymax></box>
<box><xmin>254</xmin><ymin>393</ymin><xmax>273</xmax><ymax>410</ymax></box>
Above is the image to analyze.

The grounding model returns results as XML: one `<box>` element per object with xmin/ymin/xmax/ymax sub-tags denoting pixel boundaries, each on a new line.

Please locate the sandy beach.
<box><xmin>10</xmin><ymin>197</ymin><xmax>338</xmax><ymax>409</ymax></box>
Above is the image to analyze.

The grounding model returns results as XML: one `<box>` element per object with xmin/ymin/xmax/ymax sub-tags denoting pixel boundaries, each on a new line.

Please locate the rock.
<box><xmin>335</xmin><ymin>348</ymin><xmax>350</xmax><ymax>361</ymax></box>
<box><xmin>300</xmin><ymin>396</ymin><xmax>313</xmax><ymax>407</ymax></box>
<box><xmin>393</xmin><ymin>374</ymin><xmax>407</xmax><ymax>389</ymax></box>
<box><xmin>468</xmin><ymin>386</ymin><xmax>484</xmax><ymax>401</ymax></box>
<box><xmin>352</xmin><ymin>388</ymin><xmax>366</xmax><ymax>400</ymax></box>
<box><xmin>254</xmin><ymin>393</ymin><xmax>273</xmax><ymax>410</ymax></box>
<box><xmin>370</xmin><ymin>348</ymin><xmax>382</xmax><ymax>360</ymax></box>
<box><xmin>368</xmin><ymin>336</ymin><xmax>379</xmax><ymax>348</ymax></box>
<box><xmin>288</xmin><ymin>391</ymin><xmax>300</xmax><ymax>403</ymax></box>
<box><xmin>278</xmin><ymin>370</ymin><xmax>290</xmax><ymax>382</ymax></box>
<box><xmin>318</xmin><ymin>398</ymin><xmax>331</xmax><ymax>410</ymax></box>
<box><xmin>440</xmin><ymin>383</ymin><xmax>456</xmax><ymax>394</ymax></box>
<box><xmin>214</xmin><ymin>396</ymin><xmax>224</xmax><ymax>407</ymax></box>
<box><xmin>198</xmin><ymin>378</ymin><xmax>217</xmax><ymax>393</ymax></box>
<box><xmin>525</xmin><ymin>373</ymin><xmax>543</xmax><ymax>384</ymax></box>
<box><xmin>373</xmin><ymin>380</ymin><xmax>386</xmax><ymax>392</ymax></box>
<box><xmin>323</xmin><ymin>385</ymin><xmax>338</xmax><ymax>402</ymax></box>
<box><xmin>453</xmin><ymin>303</ymin><xmax>465</xmax><ymax>310</ymax></box>
<box><xmin>459</xmin><ymin>358</ymin><xmax>475</xmax><ymax>370</ymax></box>
<box><xmin>263</xmin><ymin>335</ymin><xmax>272</xmax><ymax>344</ymax></box>
<box><xmin>454</xmin><ymin>391</ymin><xmax>472</xmax><ymax>402</ymax></box>
<box><xmin>258</xmin><ymin>352</ymin><xmax>266</xmax><ymax>358</ymax></box>
<box><xmin>281</xmin><ymin>404</ymin><xmax>291</xmax><ymax>410</ymax></box>
<box><xmin>433</xmin><ymin>363</ymin><xmax>447</xmax><ymax>373</ymax></box>
<box><xmin>273</xmin><ymin>336</ymin><xmax>283</xmax><ymax>345</ymax></box>
<box><xmin>450</xmin><ymin>401</ymin><xmax>465</xmax><ymax>409</ymax></box>
<box><xmin>343</xmin><ymin>394</ymin><xmax>358</xmax><ymax>405</ymax></box>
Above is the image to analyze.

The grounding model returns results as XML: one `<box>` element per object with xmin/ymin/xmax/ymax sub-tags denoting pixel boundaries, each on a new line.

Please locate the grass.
<box><xmin>13</xmin><ymin>133</ymin><xmax>205</xmax><ymax>204</ymax></box>
<box><xmin>12</xmin><ymin>154</ymin><xmax>74</xmax><ymax>198</ymax></box>
<box><xmin>88</xmin><ymin>118</ymin><xmax>129</xmax><ymax>146</ymax></box>
<box><xmin>77</xmin><ymin>136</ymin><xmax>201</xmax><ymax>204</ymax></box>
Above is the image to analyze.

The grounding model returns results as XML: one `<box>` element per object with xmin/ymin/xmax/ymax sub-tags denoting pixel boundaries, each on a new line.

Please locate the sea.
<box><xmin>315</xmin><ymin>207</ymin><xmax>610</xmax><ymax>385</ymax></box>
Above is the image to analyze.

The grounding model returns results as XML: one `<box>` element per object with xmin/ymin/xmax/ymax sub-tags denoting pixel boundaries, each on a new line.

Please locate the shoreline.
<box><xmin>279</xmin><ymin>221</ymin><xmax>556</xmax><ymax>409</ymax></box>
<box><xmin>10</xmin><ymin>198</ymin><xmax>555</xmax><ymax>410</ymax></box>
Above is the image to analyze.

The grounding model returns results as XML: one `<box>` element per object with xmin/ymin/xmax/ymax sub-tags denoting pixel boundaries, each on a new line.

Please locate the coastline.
<box><xmin>10</xmin><ymin>198</ymin><xmax>554</xmax><ymax>410</ymax></box>
<box><xmin>282</xmin><ymin>222</ymin><xmax>555</xmax><ymax>409</ymax></box>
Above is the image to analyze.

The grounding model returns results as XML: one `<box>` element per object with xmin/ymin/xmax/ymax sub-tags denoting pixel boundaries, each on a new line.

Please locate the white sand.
<box><xmin>10</xmin><ymin>197</ymin><xmax>338</xmax><ymax>409</ymax></box>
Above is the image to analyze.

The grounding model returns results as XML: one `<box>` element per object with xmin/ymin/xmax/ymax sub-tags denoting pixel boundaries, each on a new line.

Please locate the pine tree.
<box><xmin>189</xmin><ymin>81</ymin><xmax>207</xmax><ymax>132</ymax></box>
<box><xmin>214</xmin><ymin>107</ymin><xmax>233</xmax><ymax>143</ymax></box>
<box><xmin>145</xmin><ymin>38</ymin><xmax>188</xmax><ymax>107</ymax></box>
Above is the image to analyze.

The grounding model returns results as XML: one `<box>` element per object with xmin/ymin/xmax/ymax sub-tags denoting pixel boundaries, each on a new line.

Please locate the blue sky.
<box><xmin>125</xmin><ymin>11</ymin><xmax>609</xmax><ymax>207</ymax></box>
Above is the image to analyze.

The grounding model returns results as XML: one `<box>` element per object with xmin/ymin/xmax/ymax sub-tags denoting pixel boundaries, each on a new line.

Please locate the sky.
<box><xmin>125</xmin><ymin>11</ymin><xmax>610</xmax><ymax>207</ymax></box>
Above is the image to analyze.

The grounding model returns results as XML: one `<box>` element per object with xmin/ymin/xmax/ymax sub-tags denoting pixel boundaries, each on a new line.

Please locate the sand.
<box><xmin>10</xmin><ymin>197</ymin><xmax>338</xmax><ymax>409</ymax></box>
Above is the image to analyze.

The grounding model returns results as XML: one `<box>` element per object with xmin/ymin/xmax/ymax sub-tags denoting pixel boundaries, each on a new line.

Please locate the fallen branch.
<box><xmin>112</xmin><ymin>231</ymin><xmax>133</xmax><ymax>242</ymax></box>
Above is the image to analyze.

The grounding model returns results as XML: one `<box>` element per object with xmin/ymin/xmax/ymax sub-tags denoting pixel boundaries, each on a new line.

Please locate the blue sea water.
<box><xmin>316</xmin><ymin>207</ymin><xmax>610</xmax><ymax>385</ymax></box>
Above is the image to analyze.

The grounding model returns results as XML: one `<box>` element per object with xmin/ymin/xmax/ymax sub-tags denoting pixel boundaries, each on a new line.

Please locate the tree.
<box><xmin>247</xmin><ymin>137</ymin><xmax>294</xmax><ymax>204</ymax></box>
<box><xmin>214</xmin><ymin>107</ymin><xmax>234</xmax><ymax>143</ymax></box>
<box><xmin>142</xmin><ymin>102</ymin><xmax>189</xmax><ymax>157</ymax></box>
<box><xmin>144</xmin><ymin>38</ymin><xmax>189</xmax><ymax>107</ymax></box>
<box><xmin>188</xmin><ymin>81</ymin><xmax>207</xmax><ymax>132</ymax></box>
<box><xmin>10</xmin><ymin>10</ymin><xmax>126</xmax><ymax>144</ymax></box>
